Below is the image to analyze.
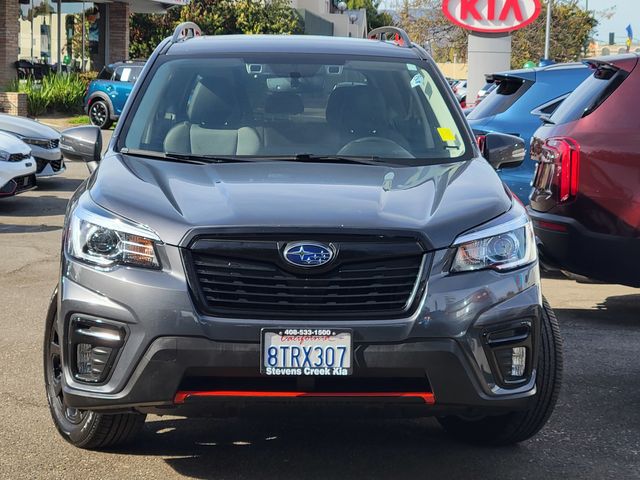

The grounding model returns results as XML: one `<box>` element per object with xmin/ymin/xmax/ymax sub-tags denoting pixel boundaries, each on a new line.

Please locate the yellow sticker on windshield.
<box><xmin>437</xmin><ymin>127</ymin><xmax>456</xmax><ymax>142</ymax></box>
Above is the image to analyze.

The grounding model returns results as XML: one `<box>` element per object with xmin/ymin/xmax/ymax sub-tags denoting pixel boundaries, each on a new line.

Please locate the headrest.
<box><xmin>264</xmin><ymin>92</ymin><xmax>304</xmax><ymax>115</ymax></box>
<box><xmin>188</xmin><ymin>76</ymin><xmax>239</xmax><ymax>127</ymax></box>
<box><xmin>326</xmin><ymin>84</ymin><xmax>386</xmax><ymax>134</ymax></box>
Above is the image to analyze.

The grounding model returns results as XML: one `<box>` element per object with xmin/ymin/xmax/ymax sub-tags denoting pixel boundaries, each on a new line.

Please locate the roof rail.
<box><xmin>368</xmin><ymin>26</ymin><xmax>412</xmax><ymax>48</ymax></box>
<box><xmin>172</xmin><ymin>22</ymin><xmax>202</xmax><ymax>43</ymax></box>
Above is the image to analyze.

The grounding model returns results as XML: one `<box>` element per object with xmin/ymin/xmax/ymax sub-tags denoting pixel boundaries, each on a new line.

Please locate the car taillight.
<box><xmin>536</xmin><ymin>137</ymin><xmax>580</xmax><ymax>203</ymax></box>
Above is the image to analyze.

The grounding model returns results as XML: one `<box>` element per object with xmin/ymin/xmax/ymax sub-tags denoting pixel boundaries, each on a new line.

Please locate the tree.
<box><xmin>130</xmin><ymin>0</ymin><xmax>303</xmax><ymax>59</ymax></box>
<box><xmin>233</xmin><ymin>0</ymin><xmax>303</xmax><ymax>34</ymax></box>
<box><xmin>511</xmin><ymin>1</ymin><xmax>597</xmax><ymax>67</ymax></box>
<box><xmin>392</xmin><ymin>0</ymin><xmax>598</xmax><ymax>68</ymax></box>
<box><xmin>346</xmin><ymin>0</ymin><xmax>393</xmax><ymax>30</ymax></box>
<box><xmin>394</xmin><ymin>0</ymin><xmax>467</xmax><ymax>60</ymax></box>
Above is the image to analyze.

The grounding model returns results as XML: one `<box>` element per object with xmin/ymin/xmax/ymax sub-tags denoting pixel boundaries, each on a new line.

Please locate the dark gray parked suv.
<box><xmin>48</xmin><ymin>24</ymin><xmax>562</xmax><ymax>449</ymax></box>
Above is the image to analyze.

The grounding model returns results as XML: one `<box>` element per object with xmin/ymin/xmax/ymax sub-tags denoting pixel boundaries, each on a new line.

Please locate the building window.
<box><xmin>18</xmin><ymin>1</ymin><xmax>98</xmax><ymax>71</ymax></box>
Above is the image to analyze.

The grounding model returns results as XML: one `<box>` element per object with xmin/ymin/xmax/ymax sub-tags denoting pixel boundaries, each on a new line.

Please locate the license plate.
<box><xmin>261</xmin><ymin>329</ymin><xmax>352</xmax><ymax>376</ymax></box>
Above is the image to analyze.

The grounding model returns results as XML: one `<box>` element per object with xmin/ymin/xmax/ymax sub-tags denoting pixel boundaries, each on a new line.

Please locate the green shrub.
<box><xmin>44</xmin><ymin>74</ymin><xmax>87</xmax><ymax>113</ymax></box>
<box><xmin>130</xmin><ymin>0</ymin><xmax>303</xmax><ymax>59</ymax></box>
<box><xmin>78</xmin><ymin>71</ymin><xmax>98</xmax><ymax>84</ymax></box>
<box><xmin>6</xmin><ymin>73</ymin><xmax>87</xmax><ymax>116</ymax></box>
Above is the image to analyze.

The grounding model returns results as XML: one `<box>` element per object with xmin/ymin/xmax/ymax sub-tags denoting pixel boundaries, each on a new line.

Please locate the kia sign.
<box><xmin>443</xmin><ymin>0</ymin><xmax>542</xmax><ymax>33</ymax></box>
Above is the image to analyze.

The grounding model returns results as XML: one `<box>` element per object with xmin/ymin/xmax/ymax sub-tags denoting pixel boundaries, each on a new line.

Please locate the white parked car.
<box><xmin>0</xmin><ymin>114</ymin><xmax>64</xmax><ymax>177</ymax></box>
<box><xmin>0</xmin><ymin>131</ymin><xmax>37</xmax><ymax>197</ymax></box>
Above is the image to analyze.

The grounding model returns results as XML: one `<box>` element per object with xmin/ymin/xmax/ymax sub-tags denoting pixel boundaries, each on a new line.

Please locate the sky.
<box><xmin>586</xmin><ymin>0</ymin><xmax>637</xmax><ymax>41</ymax></box>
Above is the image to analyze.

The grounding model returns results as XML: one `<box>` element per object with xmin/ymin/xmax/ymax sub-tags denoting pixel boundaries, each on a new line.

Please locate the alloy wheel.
<box><xmin>89</xmin><ymin>102</ymin><xmax>108</xmax><ymax>128</ymax></box>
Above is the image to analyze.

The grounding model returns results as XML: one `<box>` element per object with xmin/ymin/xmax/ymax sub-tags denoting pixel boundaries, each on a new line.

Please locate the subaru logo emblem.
<box><xmin>283</xmin><ymin>242</ymin><xmax>334</xmax><ymax>267</ymax></box>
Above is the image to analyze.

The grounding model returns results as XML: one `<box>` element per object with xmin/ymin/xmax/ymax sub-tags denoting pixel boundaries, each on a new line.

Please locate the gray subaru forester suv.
<box><xmin>48</xmin><ymin>24</ymin><xmax>562</xmax><ymax>449</ymax></box>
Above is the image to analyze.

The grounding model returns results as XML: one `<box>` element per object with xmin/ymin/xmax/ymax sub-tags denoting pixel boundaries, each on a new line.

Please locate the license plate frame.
<box><xmin>260</xmin><ymin>328</ymin><xmax>353</xmax><ymax>376</ymax></box>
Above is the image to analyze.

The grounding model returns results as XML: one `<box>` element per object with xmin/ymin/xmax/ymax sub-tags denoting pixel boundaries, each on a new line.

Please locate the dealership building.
<box><xmin>0</xmin><ymin>0</ymin><xmax>190</xmax><ymax>89</ymax></box>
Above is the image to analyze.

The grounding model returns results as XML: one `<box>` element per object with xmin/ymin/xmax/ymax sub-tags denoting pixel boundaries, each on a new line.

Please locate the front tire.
<box><xmin>44</xmin><ymin>294</ymin><xmax>145</xmax><ymax>449</ymax></box>
<box><xmin>88</xmin><ymin>99</ymin><xmax>113</xmax><ymax>130</ymax></box>
<box><xmin>437</xmin><ymin>296</ymin><xmax>563</xmax><ymax>445</ymax></box>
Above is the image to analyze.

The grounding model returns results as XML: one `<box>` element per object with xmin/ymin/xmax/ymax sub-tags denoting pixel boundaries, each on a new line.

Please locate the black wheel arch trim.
<box><xmin>86</xmin><ymin>93</ymin><xmax>114</xmax><ymax>119</ymax></box>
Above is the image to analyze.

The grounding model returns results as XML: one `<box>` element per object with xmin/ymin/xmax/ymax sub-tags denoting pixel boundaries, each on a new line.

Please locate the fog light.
<box><xmin>75</xmin><ymin>343</ymin><xmax>113</xmax><ymax>382</ymax></box>
<box><xmin>70</xmin><ymin>316</ymin><xmax>124</xmax><ymax>383</ymax></box>
<box><xmin>511</xmin><ymin>347</ymin><xmax>526</xmax><ymax>377</ymax></box>
<box><xmin>76</xmin><ymin>343</ymin><xmax>93</xmax><ymax>374</ymax></box>
<box><xmin>485</xmin><ymin>322</ymin><xmax>532</xmax><ymax>386</ymax></box>
<box><xmin>493</xmin><ymin>346</ymin><xmax>529</xmax><ymax>384</ymax></box>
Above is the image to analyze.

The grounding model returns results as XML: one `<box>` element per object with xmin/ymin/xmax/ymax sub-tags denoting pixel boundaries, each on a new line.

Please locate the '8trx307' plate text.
<box><xmin>261</xmin><ymin>329</ymin><xmax>352</xmax><ymax>376</ymax></box>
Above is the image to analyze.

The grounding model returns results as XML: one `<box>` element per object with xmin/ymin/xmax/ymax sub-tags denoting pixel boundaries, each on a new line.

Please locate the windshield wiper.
<box><xmin>164</xmin><ymin>152</ymin><xmax>260</xmax><ymax>163</ymax></box>
<box><xmin>119</xmin><ymin>148</ymin><xmax>208</xmax><ymax>165</ymax></box>
<box><xmin>266</xmin><ymin>154</ymin><xmax>398</xmax><ymax>166</ymax></box>
<box><xmin>119</xmin><ymin>148</ymin><xmax>259</xmax><ymax>164</ymax></box>
<box><xmin>121</xmin><ymin>150</ymin><xmax>403</xmax><ymax>166</ymax></box>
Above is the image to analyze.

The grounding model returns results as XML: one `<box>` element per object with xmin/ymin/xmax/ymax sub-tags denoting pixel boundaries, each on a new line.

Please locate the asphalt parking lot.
<box><xmin>0</xmin><ymin>156</ymin><xmax>639</xmax><ymax>479</ymax></box>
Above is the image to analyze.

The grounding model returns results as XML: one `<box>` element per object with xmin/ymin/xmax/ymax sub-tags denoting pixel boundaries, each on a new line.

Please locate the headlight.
<box><xmin>22</xmin><ymin>137</ymin><xmax>52</xmax><ymax>148</ymax></box>
<box><xmin>0</xmin><ymin>150</ymin><xmax>11</xmax><ymax>161</ymax></box>
<box><xmin>66</xmin><ymin>203</ymin><xmax>161</xmax><ymax>269</ymax></box>
<box><xmin>451</xmin><ymin>218</ymin><xmax>536</xmax><ymax>272</ymax></box>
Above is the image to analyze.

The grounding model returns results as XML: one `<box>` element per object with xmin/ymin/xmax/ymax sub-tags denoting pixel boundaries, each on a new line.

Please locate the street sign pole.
<box><xmin>544</xmin><ymin>0</ymin><xmax>552</xmax><ymax>60</ymax></box>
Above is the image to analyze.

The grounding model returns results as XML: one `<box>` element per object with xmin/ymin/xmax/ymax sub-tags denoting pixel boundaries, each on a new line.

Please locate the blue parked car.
<box><xmin>467</xmin><ymin>63</ymin><xmax>591</xmax><ymax>203</ymax></box>
<box><xmin>85</xmin><ymin>61</ymin><xmax>145</xmax><ymax>129</ymax></box>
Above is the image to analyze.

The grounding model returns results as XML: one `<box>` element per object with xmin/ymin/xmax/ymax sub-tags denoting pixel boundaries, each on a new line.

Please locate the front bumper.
<box><xmin>61</xmin><ymin>335</ymin><xmax>537</xmax><ymax>415</ymax></box>
<box><xmin>29</xmin><ymin>146</ymin><xmax>64</xmax><ymax>177</ymax></box>
<box><xmin>528</xmin><ymin>208</ymin><xmax>640</xmax><ymax>287</ymax></box>
<box><xmin>56</xmin><ymin>239</ymin><xmax>543</xmax><ymax>416</ymax></box>
<box><xmin>0</xmin><ymin>158</ymin><xmax>37</xmax><ymax>197</ymax></box>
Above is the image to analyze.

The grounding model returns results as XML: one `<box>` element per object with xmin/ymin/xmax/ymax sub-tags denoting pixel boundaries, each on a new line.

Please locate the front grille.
<box><xmin>0</xmin><ymin>174</ymin><xmax>35</xmax><ymax>195</ymax></box>
<box><xmin>35</xmin><ymin>158</ymin><xmax>47</xmax><ymax>173</ymax></box>
<box><xmin>35</xmin><ymin>158</ymin><xmax>63</xmax><ymax>173</ymax></box>
<box><xmin>15</xmin><ymin>174</ymin><xmax>36</xmax><ymax>192</ymax></box>
<box><xmin>185</xmin><ymin>236</ymin><xmax>428</xmax><ymax>320</ymax></box>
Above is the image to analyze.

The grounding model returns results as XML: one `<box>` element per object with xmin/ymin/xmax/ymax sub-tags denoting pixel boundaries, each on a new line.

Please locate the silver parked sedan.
<box><xmin>0</xmin><ymin>114</ymin><xmax>64</xmax><ymax>177</ymax></box>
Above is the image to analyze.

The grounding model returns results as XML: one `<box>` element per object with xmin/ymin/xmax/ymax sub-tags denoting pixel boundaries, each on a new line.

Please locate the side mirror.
<box><xmin>482</xmin><ymin>132</ymin><xmax>525</xmax><ymax>170</ymax></box>
<box><xmin>60</xmin><ymin>126</ymin><xmax>102</xmax><ymax>173</ymax></box>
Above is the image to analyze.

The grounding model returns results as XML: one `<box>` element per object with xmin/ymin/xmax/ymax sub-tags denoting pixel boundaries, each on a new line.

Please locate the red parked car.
<box><xmin>528</xmin><ymin>54</ymin><xmax>640</xmax><ymax>287</ymax></box>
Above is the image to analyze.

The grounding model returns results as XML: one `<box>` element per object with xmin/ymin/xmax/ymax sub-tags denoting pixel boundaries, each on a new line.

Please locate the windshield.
<box><xmin>550</xmin><ymin>67</ymin><xmax>628</xmax><ymax>124</ymax></box>
<box><xmin>467</xmin><ymin>77</ymin><xmax>533</xmax><ymax>120</ymax></box>
<box><xmin>121</xmin><ymin>55</ymin><xmax>469</xmax><ymax>163</ymax></box>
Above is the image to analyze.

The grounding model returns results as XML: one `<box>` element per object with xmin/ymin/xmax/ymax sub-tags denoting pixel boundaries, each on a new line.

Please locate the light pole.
<box><xmin>544</xmin><ymin>0</ymin><xmax>552</xmax><ymax>60</ymax></box>
<box><xmin>82</xmin><ymin>2</ymin><xmax>86</xmax><ymax>72</ymax></box>
<box><xmin>57</xmin><ymin>0</ymin><xmax>62</xmax><ymax>72</ymax></box>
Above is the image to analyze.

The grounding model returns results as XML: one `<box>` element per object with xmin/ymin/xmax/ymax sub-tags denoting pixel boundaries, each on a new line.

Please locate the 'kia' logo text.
<box><xmin>442</xmin><ymin>0</ymin><xmax>541</xmax><ymax>33</ymax></box>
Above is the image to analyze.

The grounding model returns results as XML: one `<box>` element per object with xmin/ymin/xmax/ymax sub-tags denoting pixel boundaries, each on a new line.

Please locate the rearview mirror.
<box><xmin>481</xmin><ymin>133</ymin><xmax>525</xmax><ymax>170</ymax></box>
<box><xmin>60</xmin><ymin>126</ymin><xmax>102</xmax><ymax>173</ymax></box>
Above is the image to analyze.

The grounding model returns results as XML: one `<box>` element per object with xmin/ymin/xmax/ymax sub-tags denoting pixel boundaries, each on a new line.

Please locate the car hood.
<box><xmin>0</xmin><ymin>131</ymin><xmax>31</xmax><ymax>155</ymax></box>
<box><xmin>90</xmin><ymin>153</ymin><xmax>511</xmax><ymax>248</ymax></box>
<box><xmin>0</xmin><ymin>114</ymin><xmax>60</xmax><ymax>140</ymax></box>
